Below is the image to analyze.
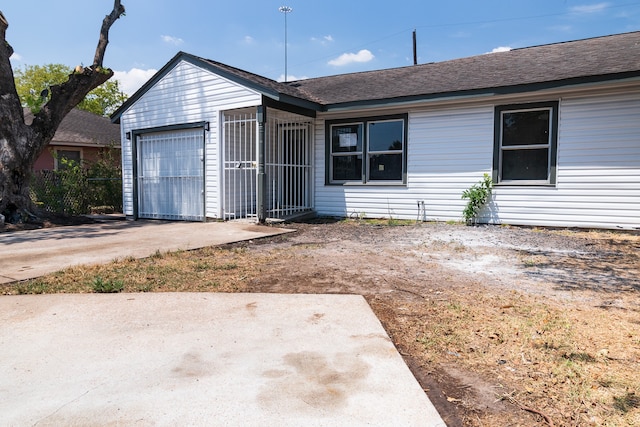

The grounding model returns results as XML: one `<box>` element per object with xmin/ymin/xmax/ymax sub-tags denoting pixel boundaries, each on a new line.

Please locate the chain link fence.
<box><xmin>30</xmin><ymin>160</ymin><xmax>122</xmax><ymax>215</ymax></box>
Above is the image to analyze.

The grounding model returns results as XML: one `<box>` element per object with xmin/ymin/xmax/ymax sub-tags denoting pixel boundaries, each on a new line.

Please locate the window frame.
<box><xmin>55</xmin><ymin>148</ymin><xmax>83</xmax><ymax>171</ymax></box>
<box><xmin>326</xmin><ymin>114</ymin><xmax>408</xmax><ymax>185</ymax></box>
<box><xmin>492</xmin><ymin>101</ymin><xmax>559</xmax><ymax>186</ymax></box>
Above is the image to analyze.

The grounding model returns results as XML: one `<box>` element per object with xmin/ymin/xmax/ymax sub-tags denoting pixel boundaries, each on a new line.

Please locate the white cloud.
<box><xmin>311</xmin><ymin>35</ymin><xmax>334</xmax><ymax>46</ymax></box>
<box><xmin>10</xmin><ymin>52</ymin><xmax>23</xmax><ymax>62</ymax></box>
<box><xmin>113</xmin><ymin>68</ymin><xmax>158</xmax><ymax>96</ymax></box>
<box><xmin>570</xmin><ymin>2</ymin><xmax>610</xmax><ymax>14</ymax></box>
<box><xmin>161</xmin><ymin>35</ymin><xmax>184</xmax><ymax>46</ymax></box>
<box><xmin>486</xmin><ymin>46</ymin><xmax>512</xmax><ymax>54</ymax></box>
<box><xmin>244</xmin><ymin>35</ymin><xmax>254</xmax><ymax>44</ymax></box>
<box><xmin>328</xmin><ymin>49</ymin><xmax>374</xmax><ymax>67</ymax></box>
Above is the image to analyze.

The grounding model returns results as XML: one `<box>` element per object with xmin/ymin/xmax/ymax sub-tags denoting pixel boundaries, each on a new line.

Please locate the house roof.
<box><xmin>26</xmin><ymin>108</ymin><xmax>121</xmax><ymax>148</ymax></box>
<box><xmin>112</xmin><ymin>31</ymin><xmax>640</xmax><ymax>120</ymax></box>
<box><xmin>293</xmin><ymin>30</ymin><xmax>640</xmax><ymax>108</ymax></box>
<box><xmin>110</xmin><ymin>51</ymin><xmax>320</xmax><ymax>122</ymax></box>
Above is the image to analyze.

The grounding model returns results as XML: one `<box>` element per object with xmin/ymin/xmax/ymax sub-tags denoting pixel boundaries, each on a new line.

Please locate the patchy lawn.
<box><xmin>3</xmin><ymin>219</ymin><xmax>639</xmax><ymax>426</ymax></box>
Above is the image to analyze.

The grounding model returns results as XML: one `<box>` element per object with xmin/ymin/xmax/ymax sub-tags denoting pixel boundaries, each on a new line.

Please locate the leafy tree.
<box><xmin>13</xmin><ymin>64</ymin><xmax>69</xmax><ymax>113</ymax></box>
<box><xmin>0</xmin><ymin>1</ymin><xmax>125</xmax><ymax>222</ymax></box>
<box><xmin>14</xmin><ymin>64</ymin><xmax>128</xmax><ymax>116</ymax></box>
<box><xmin>80</xmin><ymin>79</ymin><xmax>128</xmax><ymax>116</ymax></box>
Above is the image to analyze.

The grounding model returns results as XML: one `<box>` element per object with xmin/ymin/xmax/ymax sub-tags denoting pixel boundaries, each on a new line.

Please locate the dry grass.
<box><xmin>380</xmin><ymin>293</ymin><xmax>639</xmax><ymax>426</ymax></box>
<box><xmin>2</xmin><ymin>220</ymin><xmax>639</xmax><ymax>426</ymax></box>
<box><xmin>7</xmin><ymin>246</ymin><xmax>258</xmax><ymax>295</ymax></box>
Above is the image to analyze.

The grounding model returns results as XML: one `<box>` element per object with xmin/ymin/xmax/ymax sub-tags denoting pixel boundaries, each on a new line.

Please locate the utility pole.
<box><xmin>413</xmin><ymin>29</ymin><xmax>418</xmax><ymax>65</ymax></box>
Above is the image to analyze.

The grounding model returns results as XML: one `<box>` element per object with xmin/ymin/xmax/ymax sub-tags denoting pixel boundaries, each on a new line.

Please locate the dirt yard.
<box><xmin>236</xmin><ymin>219</ymin><xmax>640</xmax><ymax>426</ymax></box>
<box><xmin>3</xmin><ymin>217</ymin><xmax>640</xmax><ymax>426</ymax></box>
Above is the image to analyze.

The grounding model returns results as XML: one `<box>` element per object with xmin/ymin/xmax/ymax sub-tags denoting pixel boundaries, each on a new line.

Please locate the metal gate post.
<box><xmin>257</xmin><ymin>105</ymin><xmax>267</xmax><ymax>223</ymax></box>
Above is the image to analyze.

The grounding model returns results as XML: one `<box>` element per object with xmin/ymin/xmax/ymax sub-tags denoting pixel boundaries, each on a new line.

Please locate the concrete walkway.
<box><xmin>0</xmin><ymin>293</ymin><xmax>446</xmax><ymax>426</ymax></box>
<box><xmin>0</xmin><ymin>220</ymin><xmax>292</xmax><ymax>284</ymax></box>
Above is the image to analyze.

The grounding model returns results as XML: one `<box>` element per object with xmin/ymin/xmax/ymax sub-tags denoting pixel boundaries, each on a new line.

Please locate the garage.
<box><xmin>114</xmin><ymin>55</ymin><xmax>316</xmax><ymax>223</ymax></box>
<box><xmin>136</xmin><ymin>127</ymin><xmax>205</xmax><ymax>221</ymax></box>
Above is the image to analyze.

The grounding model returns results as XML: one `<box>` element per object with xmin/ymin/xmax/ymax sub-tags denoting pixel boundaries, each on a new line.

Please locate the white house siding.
<box><xmin>491</xmin><ymin>91</ymin><xmax>640</xmax><ymax>229</ymax></box>
<box><xmin>119</xmin><ymin>60</ymin><xmax>262</xmax><ymax>219</ymax></box>
<box><xmin>408</xmin><ymin>107</ymin><xmax>494</xmax><ymax>221</ymax></box>
<box><xmin>314</xmin><ymin>106</ymin><xmax>495</xmax><ymax>221</ymax></box>
<box><xmin>314</xmin><ymin>91</ymin><xmax>640</xmax><ymax>229</ymax></box>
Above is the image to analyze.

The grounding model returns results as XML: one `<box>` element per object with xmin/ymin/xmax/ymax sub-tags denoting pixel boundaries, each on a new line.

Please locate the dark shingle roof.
<box><xmin>112</xmin><ymin>31</ymin><xmax>640</xmax><ymax>120</ymax></box>
<box><xmin>191</xmin><ymin>55</ymin><xmax>314</xmax><ymax>102</ymax></box>
<box><xmin>26</xmin><ymin>108</ymin><xmax>120</xmax><ymax>147</ymax></box>
<box><xmin>289</xmin><ymin>31</ymin><xmax>640</xmax><ymax>107</ymax></box>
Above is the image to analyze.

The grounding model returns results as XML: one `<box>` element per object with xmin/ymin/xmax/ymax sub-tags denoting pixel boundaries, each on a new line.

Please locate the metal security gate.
<box><xmin>222</xmin><ymin>109</ymin><xmax>312</xmax><ymax>221</ymax></box>
<box><xmin>223</xmin><ymin>112</ymin><xmax>258</xmax><ymax>220</ymax></box>
<box><xmin>266</xmin><ymin>117</ymin><xmax>312</xmax><ymax>218</ymax></box>
<box><xmin>137</xmin><ymin>128</ymin><xmax>205</xmax><ymax>221</ymax></box>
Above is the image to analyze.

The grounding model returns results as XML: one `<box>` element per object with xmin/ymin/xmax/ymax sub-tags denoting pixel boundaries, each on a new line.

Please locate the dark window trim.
<box><xmin>325</xmin><ymin>113</ymin><xmax>408</xmax><ymax>186</ymax></box>
<box><xmin>492</xmin><ymin>101</ymin><xmax>559</xmax><ymax>186</ymax></box>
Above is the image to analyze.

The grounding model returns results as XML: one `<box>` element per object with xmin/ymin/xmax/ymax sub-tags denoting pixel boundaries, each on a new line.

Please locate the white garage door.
<box><xmin>137</xmin><ymin>128</ymin><xmax>204</xmax><ymax>221</ymax></box>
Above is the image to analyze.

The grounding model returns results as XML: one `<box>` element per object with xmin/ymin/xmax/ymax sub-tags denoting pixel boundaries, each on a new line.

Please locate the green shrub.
<box><xmin>30</xmin><ymin>146</ymin><xmax>122</xmax><ymax>215</ymax></box>
<box><xmin>461</xmin><ymin>173</ymin><xmax>493</xmax><ymax>225</ymax></box>
<box><xmin>85</xmin><ymin>146</ymin><xmax>123</xmax><ymax>213</ymax></box>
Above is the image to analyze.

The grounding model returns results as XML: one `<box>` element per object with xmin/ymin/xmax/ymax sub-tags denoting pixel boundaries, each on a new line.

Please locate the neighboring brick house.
<box><xmin>28</xmin><ymin>108</ymin><xmax>121</xmax><ymax>171</ymax></box>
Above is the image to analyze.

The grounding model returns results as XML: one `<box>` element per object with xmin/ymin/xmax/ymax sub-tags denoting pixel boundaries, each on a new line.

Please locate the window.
<box><xmin>493</xmin><ymin>102</ymin><xmax>558</xmax><ymax>185</ymax></box>
<box><xmin>55</xmin><ymin>149</ymin><xmax>82</xmax><ymax>171</ymax></box>
<box><xmin>327</xmin><ymin>114</ymin><xmax>407</xmax><ymax>184</ymax></box>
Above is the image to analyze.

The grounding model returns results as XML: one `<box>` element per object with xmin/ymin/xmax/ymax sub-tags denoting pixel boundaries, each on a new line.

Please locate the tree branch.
<box><xmin>29</xmin><ymin>0</ymin><xmax>125</xmax><ymax>159</ymax></box>
<box><xmin>93</xmin><ymin>0</ymin><xmax>125</xmax><ymax>68</ymax></box>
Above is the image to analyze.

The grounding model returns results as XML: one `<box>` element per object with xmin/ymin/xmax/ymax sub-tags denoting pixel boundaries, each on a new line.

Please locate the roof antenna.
<box><xmin>279</xmin><ymin>6</ymin><xmax>293</xmax><ymax>82</ymax></box>
<box><xmin>413</xmin><ymin>29</ymin><xmax>418</xmax><ymax>65</ymax></box>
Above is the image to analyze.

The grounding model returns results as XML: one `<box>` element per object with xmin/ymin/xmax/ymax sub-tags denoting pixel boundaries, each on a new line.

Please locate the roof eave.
<box><xmin>270</xmin><ymin>93</ymin><xmax>321</xmax><ymax>115</ymax></box>
<box><xmin>111</xmin><ymin>52</ymin><xmax>322</xmax><ymax>123</ymax></box>
<box><xmin>320</xmin><ymin>71</ymin><xmax>640</xmax><ymax>112</ymax></box>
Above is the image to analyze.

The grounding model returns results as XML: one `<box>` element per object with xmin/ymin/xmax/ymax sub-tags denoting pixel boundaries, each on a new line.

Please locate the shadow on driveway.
<box><xmin>0</xmin><ymin>220</ymin><xmax>293</xmax><ymax>284</ymax></box>
<box><xmin>0</xmin><ymin>219</ymin><xmax>158</xmax><ymax>245</ymax></box>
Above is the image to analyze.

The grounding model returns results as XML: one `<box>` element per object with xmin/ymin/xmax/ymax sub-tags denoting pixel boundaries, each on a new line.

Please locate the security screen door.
<box><xmin>137</xmin><ymin>128</ymin><xmax>204</xmax><ymax>221</ymax></box>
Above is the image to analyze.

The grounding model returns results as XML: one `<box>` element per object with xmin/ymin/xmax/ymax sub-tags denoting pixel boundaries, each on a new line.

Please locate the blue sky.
<box><xmin>4</xmin><ymin>1</ymin><xmax>640</xmax><ymax>95</ymax></box>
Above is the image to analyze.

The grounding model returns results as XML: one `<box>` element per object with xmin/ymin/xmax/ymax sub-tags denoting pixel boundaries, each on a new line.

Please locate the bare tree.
<box><xmin>0</xmin><ymin>1</ymin><xmax>125</xmax><ymax>222</ymax></box>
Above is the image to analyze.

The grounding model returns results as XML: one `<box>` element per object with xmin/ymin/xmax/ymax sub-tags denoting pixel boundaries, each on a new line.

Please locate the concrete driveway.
<box><xmin>0</xmin><ymin>219</ymin><xmax>292</xmax><ymax>284</ymax></box>
<box><xmin>0</xmin><ymin>292</ymin><xmax>445</xmax><ymax>426</ymax></box>
<box><xmin>0</xmin><ymin>220</ymin><xmax>447</xmax><ymax>425</ymax></box>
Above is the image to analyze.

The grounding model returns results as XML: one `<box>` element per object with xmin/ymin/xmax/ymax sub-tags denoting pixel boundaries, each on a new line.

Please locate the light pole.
<box><xmin>278</xmin><ymin>6</ymin><xmax>292</xmax><ymax>82</ymax></box>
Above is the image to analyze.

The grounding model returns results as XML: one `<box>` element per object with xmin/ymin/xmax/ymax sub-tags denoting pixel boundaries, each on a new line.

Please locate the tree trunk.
<box><xmin>0</xmin><ymin>1</ymin><xmax>124</xmax><ymax>222</ymax></box>
<box><xmin>0</xmin><ymin>121</ymin><xmax>40</xmax><ymax>221</ymax></box>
